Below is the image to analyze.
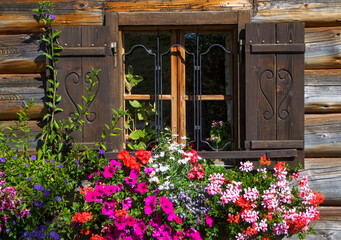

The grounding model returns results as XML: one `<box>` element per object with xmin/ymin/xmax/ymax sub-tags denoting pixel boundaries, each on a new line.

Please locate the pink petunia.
<box><xmin>125</xmin><ymin>177</ymin><xmax>137</xmax><ymax>186</ymax></box>
<box><xmin>103</xmin><ymin>166</ymin><xmax>116</xmax><ymax>178</ymax></box>
<box><xmin>137</xmin><ymin>182</ymin><xmax>149</xmax><ymax>195</ymax></box>
<box><xmin>129</xmin><ymin>169</ymin><xmax>140</xmax><ymax>179</ymax></box>
<box><xmin>159</xmin><ymin>196</ymin><xmax>174</xmax><ymax>215</ymax></box>
<box><xmin>103</xmin><ymin>184</ymin><xmax>119</xmax><ymax>195</ymax></box>
<box><xmin>84</xmin><ymin>191</ymin><xmax>95</xmax><ymax>202</ymax></box>
<box><xmin>115</xmin><ymin>216</ymin><xmax>127</xmax><ymax>230</ymax></box>
<box><xmin>122</xmin><ymin>197</ymin><xmax>132</xmax><ymax>210</ymax></box>
<box><xmin>145</xmin><ymin>195</ymin><xmax>157</xmax><ymax>215</ymax></box>
<box><xmin>205</xmin><ymin>214</ymin><xmax>213</xmax><ymax>227</ymax></box>
<box><xmin>102</xmin><ymin>200</ymin><xmax>116</xmax><ymax>218</ymax></box>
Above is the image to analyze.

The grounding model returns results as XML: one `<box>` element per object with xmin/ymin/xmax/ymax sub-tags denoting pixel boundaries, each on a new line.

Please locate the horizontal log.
<box><xmin>305</xmin><ymin>27</ymin><xmax>341</xmax><ymax>69</ymax></box>
<box><xmin>283</xmin><ymin>220</ymin><xmax>341</xmax><ymax>240</ymax></box>
<box><xmin>0</xmin><ymin>74</ymin><xmax>45</xmax><ymax>120</ymax></box>
<box><xmin>0</xmin><ymin>120</ymin><xmax>42</xmax><ymax>151</ymax></box>
<box><xmin>0</xmin><ymin>34</ymin><xmax>44</xmax><ymax>73</ymax></box>
<box><xmin>305</xmin><ymin>69</ymin><xmax>341</xmax><ymax>86</ymax></box>
<box><xmin>305</xmin><ymin>114</ymin><xmax>341</xmax><ymax>157</ymax></box>
<box><xmin>302</xmin><ymin>158</ymin><xmax>341</xmax><ymax>206</ymax></box>
<box><xmin>106</xmin><ymin>0</ymin><xmax>252</xmax><ymax>12</ymax></box>
<box><xmin>252</xmin><ymin>0</ymin><xmax>341</xmax><ymax>26</ymax></box>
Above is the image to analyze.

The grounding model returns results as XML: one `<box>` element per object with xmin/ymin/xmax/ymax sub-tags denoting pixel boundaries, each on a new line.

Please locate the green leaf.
<box><xmin>43</xmin><ymin>52</ymin><xmax>53</xmax><ymax>60</ymax></box>
<box><xmin>52</xmin><ymin>30</ymin><xmax>62</xmax><ymax>39</ymax></box>
<box><xmin>129</xmin><ymin>100</ymin><xmax>142</xmax><ymax>108</ymax></box>
<box><xmin>136</xmin><ymin>142</ymin><xmax>146</xmax><ymax>150</ymax></box>
<box><xmin>129</xmin><ymin>131</ymin><xmax>140</xmax><ymax>140</ymax></box>
<box><xmin>56</xmin><ymin>95</ymin><xmax>62</xmax><ymax>103</ymax></box>
<box><xmin>43</xmin><ymin>113</ymin><xmax>51</xmax><ymax>121</ymax></box>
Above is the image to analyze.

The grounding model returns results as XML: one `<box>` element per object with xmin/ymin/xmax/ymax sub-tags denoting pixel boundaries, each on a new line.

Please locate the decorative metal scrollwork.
<box><xmin>259</xmin><ymin>69</ymin><xmax>275</xmax><ymax>120</ymax></box>
<box><xmin>85</xmin><ymin>72</ymin><xmax>100</xmax><ymax>122</ymax></box>
<box><xmin>65</xmin><ymin>72</ymin><xmax>81</xmax><ymax>119</ymax></box>
<box><xmin>277</xmin><ymin>69</ymin><xmax>292</xmax><ymax>120</ymax></box>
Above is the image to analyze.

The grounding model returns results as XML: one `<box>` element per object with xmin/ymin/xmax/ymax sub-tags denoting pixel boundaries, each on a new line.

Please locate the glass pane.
<box><xmin>124</xmin><ymin>33</ymin><xmax>171</xmax><ymax>95</ymax></box>
<box><xmin>124</xmin><ymin>100</ymin><xmax>156</xmax><ymax>150</ymax></box>
<box><xmin>201</xmin><ymin>101</ymin><xmax>232</xmax><ymax>150</ymax></box>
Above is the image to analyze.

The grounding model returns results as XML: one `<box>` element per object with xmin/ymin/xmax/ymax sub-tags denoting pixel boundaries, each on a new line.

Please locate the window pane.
<box><xmin>124</xmin><ymin>33</ymin><xmax>171</xmax><ymax>95</ymax></box>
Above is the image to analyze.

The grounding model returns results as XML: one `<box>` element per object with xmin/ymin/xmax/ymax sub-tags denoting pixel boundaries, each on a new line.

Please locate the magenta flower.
<box><xmin>205</xmin><ymin>214</ymin><xmax>213</xmax><ymax>227</ymax></box>
<box><xmin>133</xmin><ymin>220</ymin><xmax>146</xmax><ymax>237</ymax></box>
<box><xmin>104</xmin><ymin>184</ymin><xmax>119</xmax><ymax>195</ymax></box>
<box><xmin>115</xmin><ymin>216</ymin><xmax>127</xmax><ymax>230</ymax></box>
<box><xmin>144</xmin><ymin>167</ymin><xmax>155</xmax><ymax>176</ymax></box>
<box><xmin>102</xmin><ymin>200</ymin><xmax>116</xmax><ymax>218</ymax></box>
<box><xmin>129</xmin><ymin>169</ymin><xmax>140</xmax><ymax>179</ymax></box>
<box><xmin>159</xmin><ymin>196</ymin><xmax>174</xmax><ymax>215</ymax></box>
<box><xmin>103</xmin><ymin>166</ymin><xmax>116</xmax><ymax>178</ymax></box>
<box><xmin>110</xmin><ymin>159</ymin><xmax>121</xmax><ymax>168</ymax></box>
<box><xmin>137</xmin><ymin>182</ymin><xmax>149</xmax><ymax>195</ymax></box>
<box><xmin>122</xmin><ymin>197</ymin><xmax>132</xmax><ymax>210</ymax></box>
<box><xmin>126</xmin><ymin>216</ymin><xmax>135</xmax><ymax>226</ymax></box>
<box><xmin>85</xmin><ymin>191</ymin><xmax>95</xmax><ymax>202</ymax></box>
<box><xmin>145</xmin><ymin>195</ymin><xmax>157</xmax><ymax>215</ymax></box>
<box><xmin>125</xmin><ymin>177</ymin><xmax>137</xmax><ymax>186</ymax></box>
<box><xmin>149</xmin><ymin>214</ymin><xmax>162</xmax><ymax>227</ymax></box>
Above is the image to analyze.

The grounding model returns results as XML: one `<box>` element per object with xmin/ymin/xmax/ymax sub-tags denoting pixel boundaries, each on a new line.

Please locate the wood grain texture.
<box><xmin>305</xmin><ymin>69</ymin><xmax>341</xmax><ymax>113</ymax></box>
<box><xmin>0</xmin><ymin>120</ymin><xmax>42</xmax><ymax>151</ymax></box>
<box><xmin>305</xmin><ymin>114</ymin><xmax>341</xmax><ymax>157</ymax></box>
<box><xmin>105</xmin><ymin>0</ymin><xmax>252</xmax><ymax>12</ymax></box>
<box><xmin>252</xmin><ymin>0</ymin><xmax>341</xmax><ymax>26</ymax></box>
<box><xmin>0</xmin><ymin>74</ymin><xmax>45</xmax><ymax>120</ymax></box>
<box><xmin>0</xmin><ymin>34</ymin><xmax>44</xmax><ymax>73</ymax></box>
<box><xmin>302</xmin><ymin>158</ymin><xmax>341</xmax><ymax>206</ymax></box>
<box><xmin>305</xmin><ymin>27</ymin><xmax>341</xmax><ymax>69</ymax></box>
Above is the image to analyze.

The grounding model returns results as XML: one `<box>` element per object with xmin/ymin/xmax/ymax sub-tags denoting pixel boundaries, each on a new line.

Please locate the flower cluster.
<box><xmin>206</xmin><ymin>157</ymin><xmax>324</xmax><ymax>240</ymax></box>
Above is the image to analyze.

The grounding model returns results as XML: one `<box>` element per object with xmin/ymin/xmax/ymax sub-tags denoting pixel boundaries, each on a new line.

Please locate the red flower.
<box><xmin>260</xmin><ymin>154</ymin><xmax>271</xmax><ymax>166</ymax></box>
<box><xmin>136</xmin><ymin>149</ymin><xmax>151</xmax><ymax>164</ymax></box>
<box><xmin>72</xmin><ymin>211</ymin><xmax>93</xmax><ymax>224</ymax></box>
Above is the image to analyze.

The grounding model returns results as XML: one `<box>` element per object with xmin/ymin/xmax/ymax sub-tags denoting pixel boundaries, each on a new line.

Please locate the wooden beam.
<box><xmin>0</xmin><ymin>74</ymin><xmax>45</xmax><ymax>120</ymax></box>
<box><xmin>118</xmin><ymin>12</ymin><xmax>239</xmax><ymax>26</ymax></box>
<box><xmin>305</xmin><ymin>26</ymin><xmax>341</xmax><ymax>69</ymax></box>
<box><xmin>252</xmin><ymin>0</ymin><xmax>341</xmax><ymax>26</ymax></box>
<box><xmin>302</xmin><ymin>158</ymin><xmax>341</xmax><ymax>206</ymax></box>
<box><xmin>107</xmin><ymin>0</ymin><xmax>252</xmax><ymax>12</ymax></box>
<box><xmin>305</xmin><ymin>114</ymin><xmax>341</xmax><ymax>157</ymax></box>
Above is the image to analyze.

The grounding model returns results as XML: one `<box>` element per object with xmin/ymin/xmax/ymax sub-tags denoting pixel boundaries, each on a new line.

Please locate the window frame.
<box><xmin>113</xmin><ymin>11</ymin><xmax>298</xmax><ymax>160</ymax></box>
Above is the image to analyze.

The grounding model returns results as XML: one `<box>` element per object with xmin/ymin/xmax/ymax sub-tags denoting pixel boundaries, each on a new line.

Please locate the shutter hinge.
<box><xmin>111</xmin><ymin>42</ymin><xmax>117</xmax><ymax>68</ymax></box>
<box><xmin>239</xmin><ymin>39</ymin><xmax>244</xmax><ymax>52</ymax></box>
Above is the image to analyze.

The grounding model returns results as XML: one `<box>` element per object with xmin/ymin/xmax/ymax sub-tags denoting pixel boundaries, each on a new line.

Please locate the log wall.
<box><xmin>0</xmin><ymin>0</ymin><xmax>341</xmax><ymax>238</ymax></box>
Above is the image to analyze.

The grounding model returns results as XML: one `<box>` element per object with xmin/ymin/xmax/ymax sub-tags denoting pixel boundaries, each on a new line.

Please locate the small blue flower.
<box><xmin>57</xmin><ymin>164</ymin><xmax>63</xmax><ymax>168</ymax></box>
<box><xmin>50</xmin><ymin>231</ymin><xmax>60</xmax><ymax>240</ymax></box>
<box><xmin>27</xmin><ymin>177</ymin><xmax>32</xmax><ymax>181</ymax></box>
<box><xmin>39</xmin><ymin>186</ymin><xmax>45</xmax><ymax>191</ymax></box>
<box><xmin>34</xmin><ymin>200</ymin><xmax>42</xmax><ymax>206</ymax></box>
<box><xmin>44</xmin><ymin>159</ymin><xmax>48</xmax><ymax>162</ymax></box>
<box><xmin>64</xmin><ymin>179</ymin><xmax>68</xmax><ymax>183</ymax></box>
<box><xmin>75</xmin><ymin>160</ymin><xmax>79</xmax><ymax>165</ymax></box>
<box><xmin>13</xmin><ymin>156</ymin><xmax>17</xmax><ymax>160</ymax></box>
<box><xmin>25</xmin><ymin>163</ymin><xmax>29</xmax><ymax>168</ymax></box>
<box><xmin>21</xmin><ymin>101</ymin><xmax>26</xmax><ymax>107</ymax></box>
<box><xmin>43</xmin><ymin>190</ymin><xmax>50</xmax><ymax>196</ymax></box>
<box><xmin>18</xmin><ymin>173</ymin><xmax>21</xmax><ymax>176</ymax></box>
<box><xmin>39</xmin><ymin>225</ymin><xmax>47</xmax><ymax>231</ymax></box>
<box><xmin>0</xmin><ymin>157</ymin><xmax>6</xmax><ymax>163</ymax></box>
<box><xmin>34</xmin><ymin>184</ymin><xmax>40</xmax><ymax>190</ymax></box>
<box><xmin>99</xmin><ymin>149</ymin><xmax>105</xmax><ymax>155</ymax></box>
<box><xmin>31</xmin><ymin>155</ymin><xmax>37</xmax><ymax>160</ymax></box>
<box><xmin>56</xmin><ymin>196</ymin><xmax>62</xmax><ymax>202</ymax></box>
<box><xmin>51</xmin><ymin>160</ymin><xmax>55</xmax><ymax>164</ymax></box>
<box><xmin>6</xmin><ymin>228</ymin><xmax>10</xmax><ymax>233</ymax></box>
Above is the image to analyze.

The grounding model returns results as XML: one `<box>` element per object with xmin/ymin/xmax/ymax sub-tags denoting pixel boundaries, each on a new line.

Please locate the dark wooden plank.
<box><xmin>305</xmin><ymin>114</ymin><xmax>341</xmax><ymax>157</ymax></box>
<box><xmin>250</xmin><ymin>43</ymin><xmax>305</xmax><ymax>53</ymax></box>
<box><xmin>60</xmin><ymin>47</ymin><xmax>106</xmax><ymax>57</ymax></box>
<box><xmin>249</xmin><ymin>140</ymin><xmax>304</xmax><ymax>149</ymax></box>
<box><xmin>0</xmin><ymin>34</ymin><xmax>44</xmax><ymax>74</ymax></box>
<box><xmin>302</xmin><ymin>158</ymin><xmax>341</xmax><ymax>206</ymax></box>
<box><xmin>253</xmin><ymin>0</ymin><xmax>341</xmax><ymax>26</ymax></box>
<box><xmin>305</xmin><ymin>26</ymin><xmax>341</xmax><ymax>69</ymax></box>
<box><xmin>0</xmin><ymin>74</ymin><xmax>45</xmax><ymax>120</ymax></box>
<box><xmin>118</xmin><ymin>12</ymin><xmax>239</xmax><ymax>26</ymax></box>
<box><xmin>276</xmin><ymin>23</ymin><xmax>305</xmax><ymax>143</ymax></box>
<box><xmin>245</xmin><ymin>23</ymin><xmax>276</xmax><ymax>143</ymax></box>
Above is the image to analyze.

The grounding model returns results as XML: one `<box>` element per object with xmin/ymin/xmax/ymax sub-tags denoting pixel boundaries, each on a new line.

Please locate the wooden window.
<box><xmin>122</xmin><ymin>30</ymin><xmax>233</xmax><ymax>151</ymax></box>
<box><xmin>52</xmin><ymin>12</ymin><xmax>305</xmax><ymax>164</ymax></box>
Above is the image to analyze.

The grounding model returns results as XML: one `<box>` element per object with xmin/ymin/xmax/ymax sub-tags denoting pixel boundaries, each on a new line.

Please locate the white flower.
<box><xmin>181</xmin><ymin>136</ymin><xmax>187</xmax><ymax>140</ymax></box>
<box><xmin>150</xmin><ymin>176</ymin><xmax>160</xmax><ymax>184</ymax></box>
<box><xmin>159</xmin><ymin>165</ymin><xmax>169</xmax><ymax>172</ymax></box>
<box><xmin>160</xmin><ymin>152</ymin><xmax>165</xmax><ymax>157</ymax></box>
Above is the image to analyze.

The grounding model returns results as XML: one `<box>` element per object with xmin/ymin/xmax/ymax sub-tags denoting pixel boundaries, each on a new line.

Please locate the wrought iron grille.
<box><xmin>122</xmin><ymin>33</ymin><xmax>233</xmax><ymax>151</ymax></box>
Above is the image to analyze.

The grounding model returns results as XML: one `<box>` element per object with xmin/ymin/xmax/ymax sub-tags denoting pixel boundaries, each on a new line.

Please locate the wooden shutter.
<box><xmin>243</xmin><ymin>22</ymin><xmax>305</xmax><ymax>164</ymax></box>
<box><xmin>53</xmin><ymin>13</ymin><xmax>121</xmax><ymax>151</ymax></box>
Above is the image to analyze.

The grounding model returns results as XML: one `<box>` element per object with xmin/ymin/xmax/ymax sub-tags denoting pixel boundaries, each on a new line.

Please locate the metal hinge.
<box><xmin>111</xmin><ymin>42</ymin><xmax>117</xmax><ymax>68</ymax></box>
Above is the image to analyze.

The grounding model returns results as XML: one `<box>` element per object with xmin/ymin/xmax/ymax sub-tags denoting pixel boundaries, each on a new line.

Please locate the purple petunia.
<box><xmin>0</xmin><ymin>157</ymin><xmax>6</xmax><ymax>163</ymax></box>
<box><xmin>56</xmin><ymin>196</ymin><xmax>62</xmax><ymax>202</ymax></box>
<box><xmin>50</xmin><ymin>231</ymin><xmax>60</xmax><ymax>240</ymax></box>
<box><xmin>31</xmin><ymin>155</ymin><xmax>37</xmax><ymax>160</ymax></box>
<box><xmin>43</xmin><ymin>191</ymin><xmax>50</xmax><ymax>196</ymax></box>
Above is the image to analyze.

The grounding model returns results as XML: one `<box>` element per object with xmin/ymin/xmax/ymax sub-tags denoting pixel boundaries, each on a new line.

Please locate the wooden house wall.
<box><xmin>0</xmin><ymin>0</ymin><xmax>340</xmax><ymax>238</ymax></box>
